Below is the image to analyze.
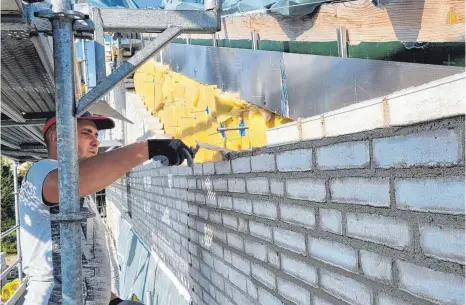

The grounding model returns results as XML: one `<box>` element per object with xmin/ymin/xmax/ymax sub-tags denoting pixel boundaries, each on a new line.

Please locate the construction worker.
<box><xmin>18</xmin><ymin>112</ymin><xmax>193</xmax><ymax>305</ymax></box>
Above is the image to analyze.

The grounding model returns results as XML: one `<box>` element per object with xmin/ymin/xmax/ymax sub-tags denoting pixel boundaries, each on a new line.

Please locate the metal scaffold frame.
<box><xmin>1</xmin><ymin>0</ymin><xmax>221</xmax><ymax>303</ymax></box>
<box><xmin>0</xmin><ymin>161</ymin><xmax>23</xmax><ymax>282</ymax></box>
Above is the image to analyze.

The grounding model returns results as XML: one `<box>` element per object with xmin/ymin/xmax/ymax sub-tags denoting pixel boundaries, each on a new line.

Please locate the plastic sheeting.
<box><xmin>163</xmin><ymin>0</ymin><xmax>342</xmax><ymax>17</ymax></box>
<box><xmin>83</xmin><ymin>0</ymin><xmax>350</xmax><ymax>17</ymax></box>
<box><xmin>113</xmin><ymin>213</ymin><xmax>191</xmax><ymax>304</ymax></box>
<box><xmin>84</xmin><ymin>0</ymin><xmax>139</xmax><ymax>8</ymax></box>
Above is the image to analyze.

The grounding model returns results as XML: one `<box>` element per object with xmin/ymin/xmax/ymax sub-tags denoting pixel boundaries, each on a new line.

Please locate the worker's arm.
<box><xmin>42</xmin><ymin>139</ymin><xmax>193</xmax><ymax>204</ymax></box>
<box><xmin>43</xmin><ymin>141</ymin><xmax>148</xmax><ymax>204</ymax></box>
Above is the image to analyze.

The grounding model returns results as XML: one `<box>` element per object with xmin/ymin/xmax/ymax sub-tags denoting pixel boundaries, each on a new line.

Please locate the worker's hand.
<box><xmin>147</xmin><ymin>139</ymin><xmax>194</xmax><ymax>166</ymax></box>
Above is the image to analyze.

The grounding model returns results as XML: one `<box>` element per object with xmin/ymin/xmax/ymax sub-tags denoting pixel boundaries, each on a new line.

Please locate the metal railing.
<box><xmin>1</xmin><ymin>161</ymin><xmax>23</xmax><ymax>285</ymax></box>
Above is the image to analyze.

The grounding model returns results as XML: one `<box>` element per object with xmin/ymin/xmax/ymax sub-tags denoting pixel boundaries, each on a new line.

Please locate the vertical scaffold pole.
<box><xmin>12</xmin><ymin>161</ymin><xmax>23</xmax><ymax>282</ymax></box>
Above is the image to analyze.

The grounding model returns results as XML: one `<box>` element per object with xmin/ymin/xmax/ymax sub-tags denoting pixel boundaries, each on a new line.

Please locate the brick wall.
<box><xmin>106</xmin><ymin>116</ymin><xmax>465</xmax><ymax>305</ymax></box>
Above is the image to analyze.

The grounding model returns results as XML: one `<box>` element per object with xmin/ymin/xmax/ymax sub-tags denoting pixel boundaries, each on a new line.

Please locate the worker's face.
<box><xmin>77</xmin><ymin>120</ymin><xmax>99</xmax><ymax>160</ymax></box>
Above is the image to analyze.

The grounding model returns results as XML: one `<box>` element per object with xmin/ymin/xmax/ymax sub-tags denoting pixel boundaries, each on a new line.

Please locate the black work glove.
<box><xmin>148</xmin><ymin>139</ymin><xmax>194</xmax><ymax>166</ymax></box>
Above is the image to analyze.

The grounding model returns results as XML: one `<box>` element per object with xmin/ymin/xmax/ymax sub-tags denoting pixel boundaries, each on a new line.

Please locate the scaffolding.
<box><xmin>1</xmin><ymin>0</ymin><xmax>464</xmax><ymax>303</ymax></box>
<box><xmin>1</xmin><ymin>0</ymin><xmax>221</xmax><ymax>303</ymax></box>
<box><xmin>0</xmin><ymin>161</ymin><xmax>23</xmax><ymax>284</ymax></box>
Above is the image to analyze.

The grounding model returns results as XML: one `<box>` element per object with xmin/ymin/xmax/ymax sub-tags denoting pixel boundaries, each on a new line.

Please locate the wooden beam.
<box><xmin>177</xmin><ymin>0</ymin><xmax>464</xmax><ymax>44</ymax></box>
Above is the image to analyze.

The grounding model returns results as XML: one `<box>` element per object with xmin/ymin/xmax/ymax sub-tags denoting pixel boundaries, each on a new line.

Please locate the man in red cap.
<box><xmin>19</xmin><ymin>112</ymin><xmax>193</xmax><ymax>305</ymax></box>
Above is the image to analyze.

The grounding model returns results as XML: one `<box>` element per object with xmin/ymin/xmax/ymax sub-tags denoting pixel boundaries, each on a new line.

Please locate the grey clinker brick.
<box><xmin>227</xmin><ymin>232</ymin><xmax>244</xmax><ymax>250</ymax></box>
<box><xmin>111</xmin><ymin>117</ymin><xmax>466</xmax><ymax>305</ymax></box>
<box><xmin>360</xmin><ymin>250</ymin><xmax>392</xmax><ymax>283</ymax></box>
<box><xmin>373</xmin><ymin>128</ymin><xmax>462</xmax><ymax>168</ymax></box>
<box><xmin>253</xmin><ymin>200</ymin><xmax>278</xmax><ymax>220</ymax></box>
<box><xmin>187</xmin><ymin>191</ymin><xmax>196</xmax><ymax>202</ymax></box>
<box><xmin>321</xmin><ymin>270</ymin><xmax>372</xmax><ymax>305</ymax></box>
<box><xmin>211</xmin><ymin>272</ymin><xmax>224</xmax><ymax>291</ymax></box>
<box><xmin>247</xmin><ymin>177</ymin><xmax>269</xmax><ymax>195</ymax></box>
<box><xmin>251</xmin><ymin>154</ymin><xmax>276</xmax><ymax>172</ymax></box>
<box><xmin>202</xmin><ymin>250</ymin><xmax>214</xmax><ymax>267</ymax></box>
<box><xmin>319</xmin><ymin>209</ymin><xmax>343</xmax><ymax>235</ymax></box>
<box><xmin>277</xmin><ymin>149</ymin><xmax>313</xmax><ymax>172</ymax></box>
<box><xmin>267</xmin><ymin>249</ymin><xmax>280</xmax><ymax>269</ymax></box>
<box><xmin>245</xmin><ymin>240</ymin><xmax>267</xmax><ymax>261</ymax></box>
<box><xmin>209</xmin><ymin>210</ymin><xmax>222</xmax><ymax>224</ymax></box>
<box><xmin>233</xmin><ymin>198</ymin><xmax>253</xmax><ymax>215</ymax></box>
<box><xmin>224</xmin><ymin>281</ymin><xmax>233</xmax><ymax>298</ymax></box>
<box><xmin>224</xmin><ymin>248</ymin><xmax>232</xmax><ymax>264</ymax></box>
<box><xmin>237</xmin><ymin>217</ymin><xmax>248</xmax><ymax>233</ymax></box>
<box><xmin>206</xmin><ymin>192</ymin><xmax>217</xmax><ymax>207</ymax></box>
<box><xmin>189</xmin><ymin>241</ymin><xmax>199</xmax><ymax>256</ymax></box>
<box><xmin>214</xmin><ymin>257</ymin><xmax>229</xmax><ymax>277</ymax></box>
<box><xmin>313</xmin><ymin>296</ymin><xmax>335</xmax><ymax>305</ymax></box>
<box><xmin>273</xmin><ymin>227</ymin><xmax>306</xmax><ymax>255</ymax></box>
<box><xmin>215</xmin><ymin>160</ymin><xmax>231</xmax><ymax>174</ymax></box>
<box><xmin>212</xmin><ymin>242</ymin><xmax>224</xmax><ymax>258</ymax></box>
<box><xmin>231</xmin><ymin>252</ymin><xmax>251</xmax><ymax>274</ymax></box>
<box><xmin>203</xmin><ymin>162</ymin><xmax>215</xmax><ymax>175</ymax></box>
<box><xmin>277</xmin><ymin>277</ymin><xmax>310</xmax><ymax>305</ymax></box>
<box><xmin>228</xmin><ymin>178</ymin><xmax>246</xmax><ymax>193</ymax></box>
<box><xmin>270</xmin><ymin>179</ymin><xmax>284</xmax><ymax>197</ymax></box>
<box><xmin>194</xmin><ymin>164</ymin><xmax>203</xmax><ymax>175</ymax></box>
<box><xmin>197</xmin><ymin>179</ymin><xmax>203</xmax><ymax>190</ymax></box>
<box><xmin>249</xmin><ymin>221</ymin><xmax>273</xmax><ymax>242</ymax></box>
<box><xmin>280</xmin><ymin>203</ymin><xmax>315</xmax><ymax>228</ymax></box>
<box><xmin>195</xmin><ymin>192</ymin><xmax>206</xmax><ymax>204</ymax></box>
<box><xmin>223</xmin><ymin>213</ymin><xmax>238</xmax><ymax>229</ymax></box>
<box><xmin>308</xmin><ymin>237</ymin><xmax>358</xmax><ymax>272</ymax></box>
<box><xmin>217</xmin><ymin>291</ymin><xmax>231</xmax><ymax>305</ymax></box>
<box><xmin>218</xmin><ymin>196</ymin><xmax>233</xmax><ymax>210</ymax></box>
<box><xmin>192</xmin><ymin>256</ymin><xmax>200</xmax><ymax>270</ymax></box>
<box><xmin>199</xmin><ymin>207</ymin><xmax>209</xmax><ymax>219</ymax></box>
<box><xmin>252</xmin><ymin>263</ymin><xmax>276</xmax><ymax>289</ymax></box>
<box><xmin>190</xmin><ymin>205</ymin><xmax>199</xmax><ymax>216</ymax></box>
<box><xmin>201</xmin><ymin>262</ymin><xmax>211</xmax><ymax>279</ymax></box>
<box><xmin>213</xmin><ymin>178</ymin><xmax>228</xmax><ymax>191</ymax></box>
<box><xmin>258</xmin><ymin>287</ymin><xmax>282</xmax><ymax>305</ymax></box>
<box><xmin>377</xmin><ymin>293</ymin><xmax>411</xmax><ymax>305</ymax></box>
<box><xmin>397</xmin><ymin>260</ymin><xmax>465</xmax><ymax>305</ymax></box>
<box><xmin>330</xmin><ymin>177</ymin><xmax>390</xmax><ymax>207</ymax></box>
<box><xmin>419</xmin><ymin>224</ymin><xmax>465</xmax><ymax>264</ymax></box>
<box><xmin>346</xmin><ymin>213</ymin><xmax>410</xmax><ymax>250</ymax></box>
<box><xmin>246</xmin><ymin>279</ymin><xmax>258</xmax><ymax>299</ymax></box>
<box><xmin>214</xmin><ymin>227</ymin><xmax>227</xmax><ymax>243</ymax></box>
<box><xmin>281</xmin><ymin>253</ymin><xmax>318</xmax><ymax>286</ymax></box>
<box><xmin>229</xmin><ymin>267</ymin><xmax>247</xmax><ymax>292</ymax></box>
<box><xmin>317</xmin><ymin>141</ymin><xmax>369</xmax><ymax>169</ymax></box>
<box><xmin>286</xmin><ymin>178</ymin><xmax>326</xmax><ymax>202</ymax></box>
<box><xmin>232</xmin><ymin>157</ymin><xmax>251</xmax><ymax>173</ymax></box>
<box><xmin>395</xmin><ymin>177</ymin><xmax>465</xmax><ymax>214</ymax></box>
<box><xmin>231</xmin><ymin>283</ymin><xmax>253</xmax><ymax>305</ymax></box>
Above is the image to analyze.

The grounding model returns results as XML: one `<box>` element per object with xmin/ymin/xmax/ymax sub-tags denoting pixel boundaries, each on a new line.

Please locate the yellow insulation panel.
<box><xmin>134</xmin><ymin>59</ymin><xmax>293</xmax><ymax>163</ymax></box>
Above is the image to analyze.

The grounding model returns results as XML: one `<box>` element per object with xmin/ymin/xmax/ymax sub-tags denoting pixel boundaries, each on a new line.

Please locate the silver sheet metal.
<box><xmin>156</xmin><ymin>44</ymin><xmax>464</xmax><ymax>119</ymax></box>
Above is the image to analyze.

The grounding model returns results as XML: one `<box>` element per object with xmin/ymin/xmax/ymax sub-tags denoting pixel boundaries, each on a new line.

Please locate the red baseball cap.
<box><xmin>42</xmin><ymin>111</ymin><xmax>115</xmax><ymax>135</ymax></box>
